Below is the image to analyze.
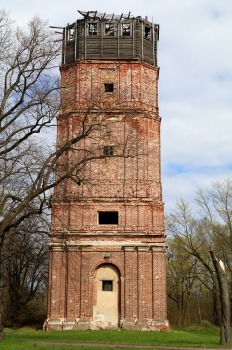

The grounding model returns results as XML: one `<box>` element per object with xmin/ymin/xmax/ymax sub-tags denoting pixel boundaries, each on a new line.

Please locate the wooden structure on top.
<box><xmin>61</xmin><ymin>10</ymin><xmax>159</xmax><ymax>66</ymax></box>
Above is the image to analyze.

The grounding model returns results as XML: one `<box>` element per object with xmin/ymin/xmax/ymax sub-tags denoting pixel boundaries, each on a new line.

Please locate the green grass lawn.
<box><xmin>1</xmin><ymin>324</ymin><xmax>229</xmax><ymax>350</ymax></box>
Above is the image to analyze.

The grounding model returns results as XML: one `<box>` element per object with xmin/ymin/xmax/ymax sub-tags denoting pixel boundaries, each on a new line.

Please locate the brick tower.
<box><xmin>46</xmin><ymin>10</ymin><xmax>169</xmax><ymax>330</ymax></box>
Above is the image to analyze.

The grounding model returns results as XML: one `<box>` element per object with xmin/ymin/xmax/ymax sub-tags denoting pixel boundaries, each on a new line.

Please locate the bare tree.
<box><xmin>196</xmin><ymin>181</ymin><xmax>232</xmax><ymax>344</ymax></box>
<box><xmin>0</xmin><ymin>12</ymin><xmax>60</xmax><ymax>336</ymax></box>
<box><xmin>196</xmin><ymin>179</ymin><xmax>232</xmax><ymax>274</ymax></box>
<box><xmin>166</xmin><ymin>199</ymin><xmax>221</xmax><ymax>325</ymax></box>
<box><xmin>167</xmin><ymin>181</ymin><xmax>232</xmax><ymax>344</ymax></box>
<box><xmin>0</xmin><ymin>10</ymin><xmax>134</xmax><ymax>338</ymax></box>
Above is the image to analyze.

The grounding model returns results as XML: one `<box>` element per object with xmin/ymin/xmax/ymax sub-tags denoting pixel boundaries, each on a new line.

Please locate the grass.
<box><xmin>1</xmin><ymin>323</ymin><xmax>229</xmax><ymax>350</ymax></box>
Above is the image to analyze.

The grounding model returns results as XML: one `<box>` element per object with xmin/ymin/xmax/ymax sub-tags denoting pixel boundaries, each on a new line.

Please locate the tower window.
<box><xmin>98</xmin><ymin>211</ymin><xmax>118</xmax><ymax>225</ymax></box>
<box><xmin>102</xmin><ymin>280</ymin><xmax>113</xmax><ymax>291</ymax></box>
<box><xmin>68</xmin><ymin>28</ymin><xmax>75</xmax><ymax>41</ymax></box>
<box><xmin>104</xmin><ymin>83</ymin><xmax>114</xmax><ymax>92</ymax></box>
<box><xmin>122</xmin><ymin>23</ymin><xmax>131</xmax><ymax>36</ymax></box>
<box><xmin>88</xmin><ymin>23</ymin><xmax>98</xmax><ymax>35</ymax></box>
<box><xmin>103</xmin><ymin>145</ymin><xmax>114</xmax><ymax>156</ymax></box>
<box><xmin>105</xmin><ymin>23</ymin><xmax>114</xmax><ymax>36</ymax></box>
<box><xmin>144</xmin><ymin>26</ymin><xmax>151</xmax><ymax>39</ymax></box>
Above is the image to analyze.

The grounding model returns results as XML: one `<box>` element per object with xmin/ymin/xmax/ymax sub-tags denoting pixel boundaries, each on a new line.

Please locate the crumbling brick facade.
<box><xmin>46</xmin><ymin>11</ymin><xmax>169</xmax><ymax>331</ymax></box>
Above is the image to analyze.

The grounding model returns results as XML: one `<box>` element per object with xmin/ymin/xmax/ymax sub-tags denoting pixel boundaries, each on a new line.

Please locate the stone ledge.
<box><xmin>44</xmin><ymin>318</ymin><xmax>170</xmax><ymax>331</ymax></box>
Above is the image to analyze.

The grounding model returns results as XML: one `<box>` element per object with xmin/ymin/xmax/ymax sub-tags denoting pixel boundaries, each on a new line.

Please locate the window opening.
<box><xmin>88</xmin><ymin>23</ymin><xmax>98</xmax><ymax>35</ymax></box>
<box><xmin>102</xmin><ymin>280</ymin><xmax>113</xmax><ymax>291</ymax></box>
<box><xmin>98</xmin><ymin>211</ymin><xmax>118</xmax><ymax>225</ymax></box>
<box><xmin>104</xmin><ymin>83</ymin><xmax>114</xmax><ymax>92</ymax></box>
<box><xmin>122</xmin><ymin>23</ymin><xmax>130</xmax><ymax>36</ymax></box>
<box><xmin>68</xmin><ymin>28</ymin><xmax>75</xmax><ymax>41</ymax></box>
<box><xmin>144</xmin><ymin>25</ymin><xmax>151</xmax><ymax>39</ymax></box>
<box><xmin>105</xmin><ymin>23</ymin><xmax>114</xmax><ymax>36</ymax></box>
<box><xmin>103</xmin><ymin>145</ymin><xmax>114</xmax><ymax>156</ymax></box>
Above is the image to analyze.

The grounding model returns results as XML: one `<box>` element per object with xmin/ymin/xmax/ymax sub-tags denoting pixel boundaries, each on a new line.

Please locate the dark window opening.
<box><xmin>103</xmin><ymin>145</ymin><xmax>114</xmax><ymax>156</ymax></box>
<box><xmin>104</xmin><ymin>83</ymin><xmax>114</xmax><ymax>92</ymax></box>
<box><xmin>102</xmin><ymin>280</ymin><xmax>113</xmax><ymax>291</ymax></box>
<box><xmin>144</xmin><ymin>26</ymin><xmax>151</xmax><ymax>39</ymax></box>
<box><xmin>105</xmin><ymin>23</ymin><xmax>114</xmax><ymax>36</ymax></box>
<box><xmin>88</xmin><ymin>23</ymin><xmax>98</xmax><ymax>35</ymax></box>
<box><xmin>98</xmin><ymin>211</ymin><xmax>118</xmax><ymax>225</ymax></box>
<box><xmin>122</xmin><ymin>23</ymin><xmax>130</xmax><ymax>36</ymax></box>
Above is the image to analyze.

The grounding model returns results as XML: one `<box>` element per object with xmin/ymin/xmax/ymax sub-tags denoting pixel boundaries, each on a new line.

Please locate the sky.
<box><xmin>2</xmin><ymin>0</ymin><xmax>232</xmax><ymax>213</ymax></box>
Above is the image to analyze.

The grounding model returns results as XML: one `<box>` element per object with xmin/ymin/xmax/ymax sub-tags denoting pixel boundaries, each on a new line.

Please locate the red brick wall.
<box><xmin>47</xmin><ymin>246</ymin><xmax>168</xmax><ymax>329</ymax></box>
<box><xmin>47</xmin><ymin>59</ymin><xmax>169</xmax><ymax>330</ymax></box>
<box><xmin>60</xmin><ymin>60</ymin><xmax>159</xmax><ymax>114</ymax></box>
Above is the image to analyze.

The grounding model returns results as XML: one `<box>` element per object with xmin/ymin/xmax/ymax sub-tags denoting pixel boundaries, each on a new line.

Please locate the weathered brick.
<box><xmin>46</xmin><ymin>14</ymin><xmax>169</xmax><ymax>331</ymax></box>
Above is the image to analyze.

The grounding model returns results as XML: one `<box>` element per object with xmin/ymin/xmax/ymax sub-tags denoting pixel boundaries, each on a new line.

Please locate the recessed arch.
<box><xmin>92</xmin><ymin>263</ymin><xmax>120</xmax><ymax>328</ymax></box>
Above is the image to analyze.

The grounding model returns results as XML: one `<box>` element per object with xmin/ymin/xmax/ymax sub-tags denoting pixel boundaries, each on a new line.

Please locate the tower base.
<box><xmin>44</xmin><ymin>318</ymin><xmax>170</xmax><ymax>331</ymax></box>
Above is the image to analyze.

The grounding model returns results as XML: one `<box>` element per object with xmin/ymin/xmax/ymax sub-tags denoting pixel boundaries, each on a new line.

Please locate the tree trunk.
<box><xmin>0</xmin><ymin>237</ymin><xmax>4</xmax><ymax>340</ymax></box>
<box><xmin>212</xmin><ymin>283</ymin><xmax>220</xmax><ymax>326</ymax></box>
<box><xmin>210</xmin><ymin>249</ymin><xmax>231</xmax><ymax>345</ymax></box>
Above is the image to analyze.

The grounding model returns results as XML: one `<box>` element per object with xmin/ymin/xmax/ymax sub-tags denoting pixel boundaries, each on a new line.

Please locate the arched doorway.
<box><xmin>93</xmin><ymin>264</ymin><xmax>120</xmax><ymax>328</ymax></box>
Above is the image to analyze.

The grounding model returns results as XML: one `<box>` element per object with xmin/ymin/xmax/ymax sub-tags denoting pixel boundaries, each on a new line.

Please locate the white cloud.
<box><xmin>2</xmin><ymin>0</ymin><xmax>232</xmax><ymax>214</ymax></box>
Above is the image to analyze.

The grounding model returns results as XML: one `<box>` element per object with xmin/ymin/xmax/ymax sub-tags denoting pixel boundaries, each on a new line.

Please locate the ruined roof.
<box><xmin>78</xmin><ymin>10</ymin><xmax>141</xmax><ymax>21</ymax></box>
<box><xmin>56</xmin><ymin>9</ymin><xmax>159</xmax><ymax>66</ymax></box>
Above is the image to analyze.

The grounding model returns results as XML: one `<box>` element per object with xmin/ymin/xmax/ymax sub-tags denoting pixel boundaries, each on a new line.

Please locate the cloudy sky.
<box><xmin>2</xmin><ymin>0</ymin><xmax>232</xmax><ymax>213</ymax></box>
